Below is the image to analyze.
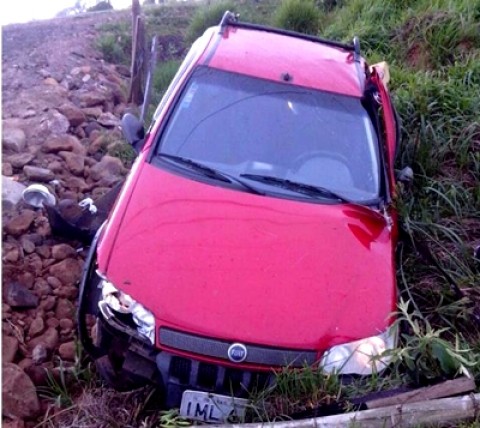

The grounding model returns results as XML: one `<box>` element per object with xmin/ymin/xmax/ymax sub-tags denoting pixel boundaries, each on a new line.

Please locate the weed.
<box><xmin>107</xmin><ymin>141</ymin><xmax>137</xmax><ymax>168</ymax></box>
<box><xmin>250</xmin><ymin>365</ymin><xmax>343</xmax><ymax>421</ymax></box>
<box><xmin>153</xmin><ymin>60</ymin><xmax>180</xmax><ymax>99</ymax></box>
<box><xmin>273</xmin><ymin>0</ymin><xmax>322</xmax><ymax>35</ymax></box>
<box><xmin>390</xmin><ymin>300</ymin><xmax>477</xmax><ymax>385</ymax></box>
<box><xmin>95</xmin><ymin>21</ymin><xmax>132</xmax><ymax>65</ymax></box>
<box><xmin>186</xmin><ymin>1</ymin><xmax>236</xmax><ymax>43</ymax></box>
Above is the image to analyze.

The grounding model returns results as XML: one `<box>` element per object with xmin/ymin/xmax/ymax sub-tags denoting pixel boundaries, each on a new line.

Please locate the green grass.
<box><xmin>273</xmin><ymin>0</ymin><xmax>322</xmax><ymax>34</ymax></box>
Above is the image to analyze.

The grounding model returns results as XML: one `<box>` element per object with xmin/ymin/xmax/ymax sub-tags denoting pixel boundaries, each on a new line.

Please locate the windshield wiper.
<box><xmin>158</xmin><ymin>153</ymin><xmax>264</xmax><ymax>195</ymax></box>
<box><xmin>240</xmin><ymin>173</ymin><xmax>352</xmax><ymax>203</ymax></box>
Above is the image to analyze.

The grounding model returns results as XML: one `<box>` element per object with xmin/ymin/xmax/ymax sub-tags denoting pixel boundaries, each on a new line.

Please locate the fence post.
<box><xmin>128</xmin><ymin>0</ymin><xmax>145</xmax><ymax>105</ymax></box>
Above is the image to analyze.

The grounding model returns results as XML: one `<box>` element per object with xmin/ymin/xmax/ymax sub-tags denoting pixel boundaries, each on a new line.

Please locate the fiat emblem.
<box><xmin>227</xmin><ymin>343</ymin><xmax>247</xmax><ymax>363</ymax></box>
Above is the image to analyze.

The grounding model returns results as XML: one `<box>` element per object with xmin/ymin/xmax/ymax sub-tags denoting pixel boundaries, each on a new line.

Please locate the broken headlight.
<box><xmin>98</xmin><ymin>276</ymin><xmax>155</xmax><ymax>345</ymax></box>
<box><xmin>320</xmin><ymin>324</ymin><xmax>397</xmax><ymax>375</ymax></box>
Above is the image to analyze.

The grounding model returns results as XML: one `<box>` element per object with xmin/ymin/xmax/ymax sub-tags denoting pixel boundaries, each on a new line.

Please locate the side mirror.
<box><xmin>121</xmin><ymin>113</ymin><xmax>145</xmax><ymax>153</ymax></box>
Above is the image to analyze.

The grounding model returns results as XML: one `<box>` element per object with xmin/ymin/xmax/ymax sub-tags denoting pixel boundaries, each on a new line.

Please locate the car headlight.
<box><xmin>99</xmin><ymin>277</ymin><xmax>155</xmax><ymax>345</ymax></box>
<box><xmin>320</xmin><ymin>324</ymin><xmax>397</xmax><ymax>375</ymax></box>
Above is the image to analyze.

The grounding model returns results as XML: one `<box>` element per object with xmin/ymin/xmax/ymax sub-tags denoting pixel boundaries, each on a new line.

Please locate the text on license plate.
<box><xmin>179</xmin><ymin>390</ymin><xmax>249</xmax><ymax>423</ymax></box>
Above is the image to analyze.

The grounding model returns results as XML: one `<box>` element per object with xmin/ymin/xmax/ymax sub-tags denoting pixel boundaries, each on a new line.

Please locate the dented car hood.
<box><xmin>98</xmin><ymin>163</ymin><xmax>396</xmax><ymax>352</ymax></box>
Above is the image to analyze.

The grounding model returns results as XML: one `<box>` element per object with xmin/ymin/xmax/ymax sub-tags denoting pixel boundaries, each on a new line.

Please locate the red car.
<box><xmin>79</xmin><ymin>12</ymin><xmax>399</xmax><ymax>422</ymax></box>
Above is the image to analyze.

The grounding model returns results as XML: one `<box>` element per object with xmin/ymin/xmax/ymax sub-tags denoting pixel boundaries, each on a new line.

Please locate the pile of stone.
<box><xmin>2</xmin><ymin>59</ymin><xmax>134</xmax><ymax>425</ymax></box>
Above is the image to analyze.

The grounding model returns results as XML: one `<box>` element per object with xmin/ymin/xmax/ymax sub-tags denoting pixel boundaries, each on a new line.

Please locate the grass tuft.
<box><xmin>186</xmin><ymin>1</ymin><xmax>236</xmax><ymax>43</ymax></box>
<box><xmin>273</xmin><ymin>0</ymin><xmax>322</xmax><ymax>34</ymax></box>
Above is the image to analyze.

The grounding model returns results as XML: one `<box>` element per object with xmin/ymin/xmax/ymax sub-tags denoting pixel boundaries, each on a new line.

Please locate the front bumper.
<box><xmin>90</xmin><ymin>311</ymin><xmax>273</xmax><ymax>408</ymax></box>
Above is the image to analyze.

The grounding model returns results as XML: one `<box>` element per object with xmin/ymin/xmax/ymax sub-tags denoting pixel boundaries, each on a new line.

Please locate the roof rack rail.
<box><xmin>218</xmin><ymin>13</ymin><xmax>355</xmax><ymax>52</ymax></box>
<box><xmin>219</xmin><ymin>10</ymin><xmax>237</xmax><ymax>35</ymax></box>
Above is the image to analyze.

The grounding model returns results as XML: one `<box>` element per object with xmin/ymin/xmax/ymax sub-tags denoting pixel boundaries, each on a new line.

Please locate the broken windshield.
<box><xmin>154</xmin><ymin>66</ymin><xmax>381</xmax><ymax>203</ymax></box>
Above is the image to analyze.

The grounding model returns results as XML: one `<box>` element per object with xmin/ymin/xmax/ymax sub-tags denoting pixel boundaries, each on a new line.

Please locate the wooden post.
<box><xmin>140</xmin><ymin>36</ymin><xmax>158</xmax><ymax>123</ymax></box>
<box><xmin>128</xmin><ymin>0</ymin><xmax>145</xmax><ymax>105</ymax></box>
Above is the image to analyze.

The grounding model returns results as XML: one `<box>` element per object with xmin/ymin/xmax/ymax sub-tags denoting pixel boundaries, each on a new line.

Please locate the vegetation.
<box><xmin>273</xmin><ymin>0</ymin><xmax>322</xmax><ymax>34</ymax></box>
<box><xmin>186</xmin><ymin>1</ymin><xmax>236</xmax><ymax>42</ymax></box>
<box><xmin>56</xmin><ymin>0</ymin><xmax>480</xmax><ymax>425</ymax></box>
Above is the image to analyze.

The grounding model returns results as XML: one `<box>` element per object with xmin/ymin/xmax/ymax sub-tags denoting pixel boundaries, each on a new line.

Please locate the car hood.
<box><xmin>98</xmin><ymin>164</ymin><xmax>396</xmax><ymax>351</ymax></box>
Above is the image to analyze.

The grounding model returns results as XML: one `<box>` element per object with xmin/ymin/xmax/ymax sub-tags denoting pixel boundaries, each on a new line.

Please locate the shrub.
<box><xmin>95</xmin><ymin>22</ymin><xmax>131</xmax><ymax>65</ymax></box>
<box><xmin>87</xmin><ymin>1</ymin><xmax>113</xmax><ymax>13</ymax></box>
<box><xmin>186</xmin><ymin>1</ymin><xmax>236</xmax><ymax>43</ymax></box>
<box><xmin>273</xmin><ymin>0</ymin><xmax>321</xmax><ymax>35</ymax></box>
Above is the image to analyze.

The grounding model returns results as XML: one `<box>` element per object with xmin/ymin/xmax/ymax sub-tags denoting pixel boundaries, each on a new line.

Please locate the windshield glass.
<box><xmin>154</xmin><ymin>66</ymin><xmax>380</xmax><ymax>203</ymax></box>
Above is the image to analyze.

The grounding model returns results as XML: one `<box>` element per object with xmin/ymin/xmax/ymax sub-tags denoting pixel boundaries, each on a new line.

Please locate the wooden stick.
<box><xmin>211</xmin><ymin>393</ymin><xmax>480</xmax><ymax>428</ymax></box>
<box><xmin>366</xmin><ymin>376</ymin><xmax>476</xmax><ymax>409</ymax></box>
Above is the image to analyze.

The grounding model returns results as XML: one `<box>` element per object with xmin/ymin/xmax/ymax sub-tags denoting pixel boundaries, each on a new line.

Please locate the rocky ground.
<box><xmin>2</xmin><ymin>10</ymin><xmax>138</xmax><ymax>426</ymax></box>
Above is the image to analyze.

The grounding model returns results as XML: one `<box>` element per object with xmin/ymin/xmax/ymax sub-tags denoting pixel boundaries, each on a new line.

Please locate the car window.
<box><xmin>154</xmin><ymin>66</ymin><xmax>380</xmax><ymax>203</ymax></box>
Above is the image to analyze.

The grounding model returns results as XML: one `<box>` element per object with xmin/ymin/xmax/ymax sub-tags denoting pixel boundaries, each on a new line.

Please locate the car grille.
<box><xmin>156</xmin><ymin>352</ymin><xmax>273</xmax><ymax>408</ymax></box>
<box><xmin>159</xmin><ymin>327</ymin><xmax>317</xmax><ymax>368</ymax></box>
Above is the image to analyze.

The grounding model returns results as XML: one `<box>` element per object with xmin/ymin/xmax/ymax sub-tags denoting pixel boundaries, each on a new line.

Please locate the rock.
<box><xmin>51</xmin><ymin>243</ymin><xmax>76</xmax><ymax>260</ymax></box>
<box><xmin>31</xmin><ymin>344</ymin><xmax>49</xmax><ymax>364</ymax></box>
<box><xmin>3</xmin><ymin>162</ymin><xmax>13</xmax><ymax>176</ymax></box>
<box><xmin>3</xmin><ymin>246</ymin><xmax>20</xmax><ymax>262</ymax></box>
<box><xmin>34</xmin><ymin>278</ymin><xmax>52</xmax><ymax>297</ymax></box>
<box><xmin>98</xmin><ymin>112</ymin><xmax>120</xmax><ymax>127</ymax></box>
<box><xmin>59</xmin><ymin>151</ymin><xmax>85</xmax><ymax>175</ymax></box>
<box><xmin>28</xmin><ymin>317</ymin><xmax>45</xmax><ymax>338</ymax></box>
<box><xmin>55</xmin><ymin>285</ymin><xmax>78</xmax><ymax>300</ymax></box>
<box><xmin>2</xmin><ymin>177</ymin><xmax>27</xmax><ymax>211</ymax></box>
<box><xmin>20</xmin><ymin>237</ymin><xmax>36</xmax><ymax>254</ymax></box>
<box><xmin>17</xmin><ymin>358</ymin><xmax>33</xmax><ymax>370</ymax></box>
<box><xmin>28</xmin><ymin>327</ymin><xmax>58</xmax><ymax>351</ymax></box>
<box><xmin>23</xmin><ymin>364</ymin><xmax>49</xmax><ymax>387</ymax></box>
<box><xmin>47</xmin><ymin>276</ymin><xmax>62</xmax><ymax>289</ymax></box>
<box><xmin>58</xmin><ymin>341</ymin><xmax>76</xmax><ymax>361</ymax></box>
<box><xmin>40</xmin><ymin>296</ymin><xmax>56</xmax><ymax>311</ymax></box>
<box><xmin>44</xmin><ymin>77</ymin><xmax>59</xmax><ymax>85</ymax></box>
<box><xmin>6</xmin><ymin>282</ymin><xmax>39</xmax><ymax>309</ymax></box>
<box><xmin>2</xmin><ymin>127</ymin><xmax>26</xmax><ymax>152</ymax></box>
<box><xmin>16</xmin><ymin>272</ymin><xmax>35</xmax><ymax>289</ymax></box>
<box><xmin>89</xmin><ymin>155</ymin><xmax>125</xmax><ymax>181</ymax></box>
<box><xmin>58</xmin><ymin>103</ymin><xmax>86</xmax><ymax>127</ymax></box>
<box><xmin>22</xmin><ymin>233</ymin><xmax>43</xmax><ymax>246</ymax></box>
<box><xmin>24</xmin><ymin>253</ymin><xmax>43</xmax><ymax>275</ymax></box>
<box><xmin>46</xmin><ymin>318</ymin><xmax>60</xmax><ymax>328</ymax></box>
<box><xmin>4</xmin><ymin>210</ymin><xmax>35</xmax><ymax>236</ymax></box>
<box><xmin>2</xmin><ymin>418</ymin><xmax>25</xmax><ymax>428</ymax></box>
<box><xmin>43</xmin><ymin>134</ymin><xmax>86</xmax><ymax>155</ymax></box>
<box><xmin>59</xmin><ymin>318</ymin><xmax>74</xmax><ymax>330</ymax></box>
<box><xmin>82</xmin><ymin>107</ymin><xmax>104</xmax><ymax>120</ymax></box>
<box><xmin>78</xmin><ymin>91</ymin><xmax>106</xmax><ymax>107</ymax></box>
<box><xmin>39</xmin><ymin>109</ymin><xmax>69</xmax><ymax>135</ymax></box>
<box><xmin>35</xmin><ymin>245</ymin><xmax>51</xmax><ymax>259</ymax></box>
<box><xmin>22</xmin><ymin>109</ymin><xmax>36</xmax><ymax>119</ymax></box>
<box><xmin>48</xmin><ymin>160</ymin><xmax>63</xmax><ymax>173</ymax></box>
<box><xmin>2</xmin><ymin>363</ymin><xmax>40</xmax><ymax>419</ymax></box>
<box><xmin>6</xmin><ymin>153</ymin><xmax>35</xmax><ymax>168</ymax></box>
<box><xmin>63</xmin><ymin>176</ymin><xmax>91</xmax><ymax>192</ymax></box>
<box><xmin>55</xmin><ymin>298</ymin><xmax>75</xmax><ymax>319</ymax></box>
<box><xmin>23</xmin><ymin>165</ymin><xmax>55</xmax><ymax>182</ymax></box>
<box><xmin>2</xmin><ymin>336</ymin><xmax>19</xmax><ymax>363</ymax></box>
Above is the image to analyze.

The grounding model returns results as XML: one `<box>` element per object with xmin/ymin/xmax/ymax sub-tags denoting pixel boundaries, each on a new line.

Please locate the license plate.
<box><xmin>179</xmin><ymin>390</ymin><xmax>248</xmax><ymax>423</ymax></box>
